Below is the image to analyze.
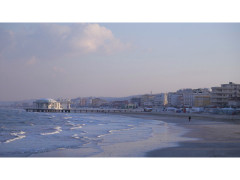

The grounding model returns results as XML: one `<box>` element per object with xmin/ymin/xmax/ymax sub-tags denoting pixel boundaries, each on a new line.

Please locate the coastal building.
<box><xmin>140</xmin><ymin>94</ymin><xmax>155</xmax><ymax>107</ymax></box>
<box><xmin>172</xmin><ymin>88</ymin><xmax>210</xmax><ymax>107</ymax></box>
<box><xmin>79</xmin><ymin>98</ymin><xmax>87</xmax><ymax>106</ymax></box>
<box><xmin>111</xmin><ymin>100</ymin><xmax>129</xmax><ymax>109</ymax></box>
<box><xmin>193</xmin><ymin>88</ymin><xmax>211</xmax><ymax>107</ymax></box>
<box><xmin>57</xmin><ymin>98</ymin><xmax>71</xmax><ymax>109</ymax></box>
<box><xmin>194</xmin><ymin>96</ymin><xmax>211</xmax><ymax>107</ymax></box>
<box><xmin>130</xmin><ymin>97</ymin><xmax>141</xmax><ymax>107</ymax></box>
<box><xmin>211</xmin><ymin>82</ymin><xmax>240</xmax><ymax>107</ymax></box>
<box><xmin>33</xmin><ymin>98</ymin><xmax>61</xmax><ymax>109</ymax></box>
<box><xmin>79</xmin><ymin>97</ymin><xmax>93</xmax><ymax>107</ymax></box>
<box><xmin>183</xmin><ymin>90</ymin><xmax>193</xmax><ymax>107</ymax></box>
<box><xmin>153</xmin><ymin>93</ymin><xmax>168</xmax><ymax>107</ymax></box>
<box><xmin>126</xmin><ymin>103</ymin><xmax>137</xmax><ymax>109</ymax></box>
<box><xmin>91</xmin><ymin>98</ymin><xmax>108</xmax><ymax>107</ymax></box>
<box><xmin>228</xmin><ymin>98</ymin><xmax>240</xmax><ymax>107</ymax></box>
<box><xmin>167</xmin><ymin>92</ymin><xmax>183</xmax><ymax>107</ymax></box>
<box><xmin>176</xmin><ymin>89</ymin><xmax>194</xmax><ymax>107</ymax></box>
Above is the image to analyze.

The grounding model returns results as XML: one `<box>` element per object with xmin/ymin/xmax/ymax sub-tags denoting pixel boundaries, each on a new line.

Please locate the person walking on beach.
<box><xmin>188</xmin><ymin>116</ymin><xmax>191</xmax><ymax>122</ymax></box>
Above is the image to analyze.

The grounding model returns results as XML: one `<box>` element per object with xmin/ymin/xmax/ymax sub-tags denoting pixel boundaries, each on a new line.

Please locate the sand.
<box><xmin>119</xmin><ymin>113</ymin><xmax>240</xmax><ymax>157</ymax></box>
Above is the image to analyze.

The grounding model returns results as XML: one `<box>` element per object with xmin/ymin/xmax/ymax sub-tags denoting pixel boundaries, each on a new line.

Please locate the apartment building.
<box><xmin>79</xmin><ymin>97</ymin><xmax>93</xmax><ymax>107</ymax></box>
<box><xmin>153</xmin><ymin>93</ymin><xmax>168</xmax><ymax>107</ymax></box>
<box><xmin>91</xmin><ymin>98</ymin><xmax>107</xmax><ymax>107</ymax></box>
<box><xmin>130</xmin><ymin>97</ymin><xmax>141</xmax><ymax>107</ymax></box>
<box><xmin>140</xmin><ymin>94</ymin><xmax>155</xmax><ymax>107</ymax></box>
<box><xmin>176</xmin><ymin>89</ymin><xmax>193</xmax><ymax>107</ymax></box>
<box><xmin>111</xmin><ymin>100</ymin><xmax>129</xmax><ymax>109</ymax></box>
<box><xmin>211</xmin><ymin>82</ymin><xmax>240</xmax><ymax>107</ymax></box>
<box><xmin>193</xmin><ymin>88</ymin><xmax>211</xmax><ymax>107</ymax></box>
<box><xmin>167</xmin><ymin>92</ymin><xmax>183</xmax><ymax>107</ymax></box>
<box><xmin>57</xmin><ymin>98</ymin><xmax>71</xmax><ymax>109</ymax></box>
<box><xmin>171</xmin><ymin>88</ymin><xmax>210</xmax><ymax>107</ymax></box>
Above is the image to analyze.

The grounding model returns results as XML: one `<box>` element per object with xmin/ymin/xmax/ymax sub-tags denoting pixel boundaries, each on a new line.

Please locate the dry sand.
<box><xmin>119</xmin><ymin>113</ymin><xmax>240</xmax><ymax>157</ymax></box>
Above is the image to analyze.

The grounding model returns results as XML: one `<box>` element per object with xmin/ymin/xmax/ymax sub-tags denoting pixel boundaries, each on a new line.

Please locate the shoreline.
<box><xmin>30</xmin><ymin>115</ymin><xmax>195</xmax><ymax>157</ymax></box>
<box><xmin>91</xmin><ymin>121</ymin><xmax>196</xmax><ymax>157</ymax></box>
<box><xmin>30</xmin><ymin>113</ymin><xmax>240</xmax><ymax>157</ymax></box>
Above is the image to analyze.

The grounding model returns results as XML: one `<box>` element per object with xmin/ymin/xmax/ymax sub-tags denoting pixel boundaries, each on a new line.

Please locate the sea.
<box><xmin>0</xmin><ymin>108</ymin><xmax>191</xmax><ymax>157</ymax></box>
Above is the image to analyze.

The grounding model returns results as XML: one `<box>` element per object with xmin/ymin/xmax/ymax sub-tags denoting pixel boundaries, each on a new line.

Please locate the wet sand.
<box><xmin>31</xmin><ymin>115</ymin><xmax>194</xmax><ymax>157</ymax></box>
<box><xmin>119</xmin><ymin>113</ymin><xmax>240</xmax><ymax>157</ymax></box>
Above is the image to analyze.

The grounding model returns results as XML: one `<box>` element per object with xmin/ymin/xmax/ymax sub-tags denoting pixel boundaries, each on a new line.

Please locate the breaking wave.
<box><xmin>4</xmin><ymin>131</ymin><xmax>26</xmax><ymax>144</ymax></box>
<box><xmin>41</xmin><ymin>126</ymin><xmax>62</xmax><ymax>135</ymax></box>
<box><xmin>70</xmin><ymin>125</ymin><xmax>82</xmax><ymax>130</ymax></box>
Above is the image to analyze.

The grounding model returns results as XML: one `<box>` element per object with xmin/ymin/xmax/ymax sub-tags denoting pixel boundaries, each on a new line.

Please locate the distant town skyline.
<box><xmin>0</xmin><ymin>23</ymin><xmax>240</xmax><ymax>101</ymax></box>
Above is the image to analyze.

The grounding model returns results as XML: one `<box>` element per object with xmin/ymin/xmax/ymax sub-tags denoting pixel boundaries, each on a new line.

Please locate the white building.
<box><xmin>176</xmin><ymin>89</ymin><xmax>193</xmax><ymax>107</ymax></box>
<box><xmin>211</xmin><ymin>82</ymin><xmax>240</xmax><ymax>107</ymax></box>
<box><xmin>33</xmin><ymin>98</ymin><xmax>61</xmax><ymax>109</ymax></box>
<box><xmin>174</xmin><ymin>88</ymin><xmax>211</xmax><ymax>107</ymax></box>
<box><xmin>192</xmin><ymin>88</ymin><xmax>211</xmax><ymax>107</ymax></box>
<box><xmin>57</xmin><ymin>98</ymin><xmax>71</xmax><ymax>109</ymax></box>
<box><xmin>167</xmin><ymin>92</ymin><xmax>183</xmax><ymax>107</ymax></box>
<box><xmin>154</xmin><ymin>93</ymin><xmax>168</xmax><ymax>107</ymax></box>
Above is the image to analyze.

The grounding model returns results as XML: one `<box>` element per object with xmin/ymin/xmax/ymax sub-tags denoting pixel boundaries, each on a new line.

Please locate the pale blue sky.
<box><xmin>0</xmin><ymin>23</ymin><xmax>240</xmax><ymax>101</ymax></box>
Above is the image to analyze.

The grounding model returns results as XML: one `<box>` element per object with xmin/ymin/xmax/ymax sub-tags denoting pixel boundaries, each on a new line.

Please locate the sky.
<box><xmin>0</xmin><ymin>23</ymin><xmax>240</xmax><ymax>101</ymax></box>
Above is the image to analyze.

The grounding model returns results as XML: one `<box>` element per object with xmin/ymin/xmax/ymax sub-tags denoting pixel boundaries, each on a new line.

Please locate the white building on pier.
<box><xmin>33</xmin><ymin>98</ymin><xmax>61</xmax><ymax>109</ymax></box>
<box><xmin>57</xmin><ymin>98</ymin><xmax>71</xmax><ymax>109</ymax></box>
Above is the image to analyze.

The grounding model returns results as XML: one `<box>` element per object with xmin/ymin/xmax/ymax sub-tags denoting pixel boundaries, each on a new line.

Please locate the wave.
<box><xmin>70</xmin><ymin>125</ymin><xmax>82</xmax><ymax>130</ymax></box>
<box><xmin>72</xmin><ymin>134</ymin><xmax>80</xmax><ymax>139</ymax></box>
<box><xmin>97</xmin><ymin>126</ymin><xmax>135</xmax><ymax>138</ymax></box>
<box><xmin>48</xmin><ymin>115</ymin><xmax>56</xmax><ymax>119</ymax></box>
<box><xmin>40</xmin><ymin>126</ymin><xmax>62</xmax><ymax>135</ymax></box>
<box><xmin>97</xmin><ymin>134</ymin><xmax>106</xmax><ymax>138</ymax></box>
<box><xmin>4</xmin><ymin>131</ymin><xmax>26</xmax><ymax>144</ymax></box>
<box><xmin>109</xmin><ymin>126</ymin><xmax>135</xmax><ymax>134</ymax></box>
<box><xmin>66</xmin><ymin>121</ymin><xmax>85</xmax><ymax>130</ymax></box>
<box><xmin>64</xmin><ymin>117</ymin><xmax>72</xmax><ymax>119</ymax></box>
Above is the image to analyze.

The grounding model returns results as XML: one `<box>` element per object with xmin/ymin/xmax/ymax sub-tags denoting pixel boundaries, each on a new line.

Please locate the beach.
<box><xmin>119</xmin><ymin>113</ymin><xmax>240</xmax><ymax>157</ymax></box>
<box><xmin>29</xmin><ymin>112</ymin><xmax>240</xmax><ymax>157</ymax></box>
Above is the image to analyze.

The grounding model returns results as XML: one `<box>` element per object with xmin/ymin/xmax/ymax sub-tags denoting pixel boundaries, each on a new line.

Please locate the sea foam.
<box><xmin>40</xmin><ymin>126</ymin><xmax>62</xmax><ymax>135</ymax></box>
<box><xmin>4</xmin><ymin>131</ymin><xmax>26</xmax><ymax>143</ymax></box>
<box><xmin>70</xmin><ymin>125</ymin><xmax>82</xmax><ymax>130</ymax></box>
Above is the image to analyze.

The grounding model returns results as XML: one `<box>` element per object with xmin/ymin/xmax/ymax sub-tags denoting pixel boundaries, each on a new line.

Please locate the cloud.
<box><xmin>52</xmin><ymin>66</ymin><xmax>66</xmax><ymax>73</ymax></box>
<box><xmin>51</xmin><ymin>66</ymin><xmax>66</xmax><ymax>78</ymax></box>
<box><xmin>45</xmin><ymin>24</ymin><xmax>71</xmax><ymax>38</ymax></box>
<box><xmin>0</xmin><ymin>23</ymin><xmax>131</xmax><ymax>62</ymax></box>
<box><xmin>71</xmin><ymin>24</ymin><xmax>130</xmax><ymax>54</ymax></box>
<box><xmin>26</xmin><ymin>56</ymin><xmax>37</xmax><ymax>65</ymax></box>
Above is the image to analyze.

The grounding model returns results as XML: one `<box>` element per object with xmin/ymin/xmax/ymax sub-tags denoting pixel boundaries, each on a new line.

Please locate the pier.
<box><xmin>25</xmin><ymin>109</ymin><xmax>71</xmax><ymax>113</ymax></box>
<box><xmin>25</xmin><ymin>108</ymin><xmax>144</xmax><ymax>113</ymax></box>
<box><xmin>24</xmin><ymin>108</ymin><xmax>240</xmax><ymax>120</ymax></box>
